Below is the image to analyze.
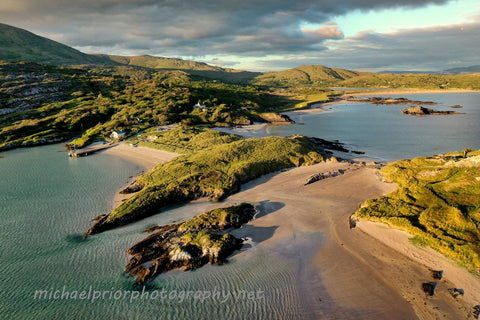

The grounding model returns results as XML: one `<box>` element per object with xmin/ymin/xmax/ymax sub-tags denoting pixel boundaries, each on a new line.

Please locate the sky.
<box><xmin>0</xmin><ymin>0</ymin><xmax>479</xmax><ymax>71</ymax></box>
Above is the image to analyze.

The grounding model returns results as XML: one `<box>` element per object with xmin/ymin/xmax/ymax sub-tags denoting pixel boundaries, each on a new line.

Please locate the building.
<box><xmin>193</xmin><ymin>101</ymin><xmax>206</xmax><ymax>109</ymax></box>
<box><xmin>110</xmin><ymin>130</ymin><xmax>126</xmax><ymax>140</ymax></box>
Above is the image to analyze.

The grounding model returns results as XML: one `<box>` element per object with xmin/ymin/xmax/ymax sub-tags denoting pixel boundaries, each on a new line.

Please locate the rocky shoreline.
<box><xmin>125</xmin><ymin>203</ymin><xmax>256</xmax><ymax>284</ymax></box>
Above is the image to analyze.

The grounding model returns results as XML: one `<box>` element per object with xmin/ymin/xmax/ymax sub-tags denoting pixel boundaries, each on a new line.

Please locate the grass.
<box><xmin>136</xmin><ymin>126</ymin><xmax>242</xmax><ymax>154</ymax></box>
<box><xmin>353</xmin><ymin>150</ymin><xmax>480</xmax><ymax>271</ymax></box>
<box><xmin>179</xmin><ymin>203</ymin><xmax>255</xmax><ymax>232</ymax></box>
<box><xmin>87</xmin><ymin>128</ymin><xmax>326</xmax><ymax>233</ymax></box>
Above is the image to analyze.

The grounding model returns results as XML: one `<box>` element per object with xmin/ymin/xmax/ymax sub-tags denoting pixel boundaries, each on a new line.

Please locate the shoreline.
<box><xmin>356</xmin><ymin>220</ymin><xmax>480</xmax><ymax>305</ymax></box>
<box><xmin>100</xmin><ymin>143</ymin><xmax>179</xmax><ymax>207</ymax></box>
<box><xmin>101</xmin><ymin>131</ymin><xmax>479</xmax><ymax>318</ymax></box>
<box><xmin>280</xmin><ymin>88</ymin><xmax>480</xmax><ymax>116</ymax></box>
<box><xmin>225</xmin><ymin>160</ymin><xmax>477</xmax><ymax>318</ymax></box>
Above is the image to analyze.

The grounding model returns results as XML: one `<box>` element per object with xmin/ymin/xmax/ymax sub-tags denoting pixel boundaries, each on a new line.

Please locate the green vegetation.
<box><xmin>101</xmin><ymin>54</ymin><xmax>260</xmax><ymax>83</ymax></box>
<box><xmin>339</xmin><ymin>73</ymin><xmax>480</xmax><ymax>90</ymax></box>
<box><xmin>253</xmin><ymin>65</ymin><xmax>365</xmax><ymax>87</ymax></box>
<box><xmin>0</xmin><ymin>23</ymin><xmax>113</xmax><ymax>66</ymax></box>
<box><xmin>0</xmin><ymin>62</ymin><xmax>285</xmax><ymax>151</ymax></box>
<box><xmin>86</xmin><ymin>129</ymin><xmax>326</xmax><ymax>234</ymax></box>
<box><xmin>136</xmin><ymin>126</ymin><xmax>242</xmax><ymax>154</ymax></box>
<box><xmin>179</xmin><ymin>203</ymin><xmax>255</xmax><ymax>232</ymax></box>
<box><xmin>353</xmin><ymin>150</ymin><xmax>480</xmax><ymax>271</ymax></box>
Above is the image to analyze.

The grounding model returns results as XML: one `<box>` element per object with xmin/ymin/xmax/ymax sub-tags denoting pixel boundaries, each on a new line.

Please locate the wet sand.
<box><xmin>105</xmin><ymin>142</ymin><xmax>479</xmax><ymax>319</ymax></box>
<box><xmin>226</xmin><ymin>161</ymin><xmax>477</xmax><ymax>319</ymax></box>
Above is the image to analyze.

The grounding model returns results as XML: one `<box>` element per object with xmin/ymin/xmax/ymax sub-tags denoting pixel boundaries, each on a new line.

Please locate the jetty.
<box><xmin>68</xmin><ymin>142</ymin><xmax>118</xmax><ymax>157</ymax></box>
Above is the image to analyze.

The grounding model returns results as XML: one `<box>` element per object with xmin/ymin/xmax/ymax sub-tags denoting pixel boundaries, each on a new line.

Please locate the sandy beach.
<box><xmin>225</xmin><ymin>161</ymin><xmax>478</xmax><ymax>319</ymax></box>
<box><xmin>105</xmin><ymin>140</ymin><xmax>479</xmax><ymax>319</ymax></box>
<box><xmin>101</xmin><ymin>143</ymin><xmax>179</xmax><ymax>206</ymax></box>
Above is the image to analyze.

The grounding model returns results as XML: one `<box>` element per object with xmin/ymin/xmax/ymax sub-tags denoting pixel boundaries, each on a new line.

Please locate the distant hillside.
<box><xmin>96</xmin><ymin>54</ymin><xmax>261</xmax><ymax>83</ymax></box>
<box><xmin>253</xmin><ymin>65</ymin><xmax>367</xmax><ymax>86</ymax></box>
<box><xmin>441</xmin><ymin>65</ymin><xmax>480</xmax><ymax>75</ymax></box>
<box><xmin>0</xmin><ymin>23</ymin><xmax>112</xmax><ymax>65</ymax></box>
<box><xmin>338</xmin><ymin>73</ymin><xmax>480</xmax><ymax>90</ymax></box>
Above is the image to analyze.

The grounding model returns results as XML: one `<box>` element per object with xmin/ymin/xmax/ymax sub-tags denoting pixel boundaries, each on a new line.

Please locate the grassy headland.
<box><xmin>353</xmin><ymin>149</ymin><xmax>480</xmax><ymax>271</ymax></box>
<box><xmin>85</xmin><ymin>128</ymin><xmax>328</xmax><ymax>235</ymax></box>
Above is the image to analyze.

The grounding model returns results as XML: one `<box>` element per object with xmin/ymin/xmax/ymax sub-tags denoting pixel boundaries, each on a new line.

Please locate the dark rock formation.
<box><xmin>308</xmin><ymin>137</ymin><xmax>349</xmax><ymax>153</ymax></box>
<box><xmin>422</xmin><ymin>282</ymin><xmax>438</xmax><ymax>296</ymax></box>
<box><xmin>430</xmin><ymin>269</ymin><xmax>444</xmax><ymax>280</ymax></box>
<box><xmin>402</xmin><ymin>106</ymin><xmax>458</xmax><ymax>116</ymax></box>
<box><xmin>305</xmin><ymin>169</ymin><xmax>346</xmax><ymax>185</ymax></box>
<box><xmin>346</xmin><ymin>96</ymin><xmax>437</xmax><ymax>105</ymax></box>
<box><xmin>119</xmin><ymin>182</ymin><xmax>144</xmax><ymax>194</ymax></box>
<box><xmin>259</xmin><ymin>113</ymin><xmax>295</xmax><ymax>123</ymax></box>
<box><xmin>124</xmin><ymin>203</ymin><xmax>255</xmax><ymax>284</ymax></box>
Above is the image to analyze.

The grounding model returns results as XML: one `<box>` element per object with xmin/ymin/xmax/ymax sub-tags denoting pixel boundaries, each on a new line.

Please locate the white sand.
<box><xmin>226</xmin><ymin>161</ymin><xmax>477</xmax><ymax>319</ymax></box>
<box><xmin>101</xmin><ymin>143</ymin><xmax>179</xmax><ymax>206</ymax></box>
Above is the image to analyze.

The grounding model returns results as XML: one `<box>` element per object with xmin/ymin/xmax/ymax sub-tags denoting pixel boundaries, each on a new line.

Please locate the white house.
<box><xmin>110</xmin><ymin>130</ymin><xmax>126</xmax><ymax>140</ymax></box>
<box><xmin>193</xmin><ymin>101</ymin><xmax>206</xmax><ymax>109</ymax></box>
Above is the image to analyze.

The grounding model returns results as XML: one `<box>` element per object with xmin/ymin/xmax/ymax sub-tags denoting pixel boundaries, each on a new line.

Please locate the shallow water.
<box><xmin>0</xmin><ymin>145</ymin><xmax>318</xmax><ymax>319</ymax></box>
<box><xmin>1</xmin><ymin>92</ymin><xmax>479</xmax><ymax>319</ymax></box>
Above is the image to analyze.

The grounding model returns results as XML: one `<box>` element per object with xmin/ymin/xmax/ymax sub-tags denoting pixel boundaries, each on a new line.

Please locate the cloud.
<box><xmin>0</xmin><ymin>0</ymin><xmax>449</xmax><ymax>56</ymax></box>
<box><xmin>1</xmin><ymin>0</ymin><xmax>472</xmax><ymax>71</ymax></box>
<box><xmin>258</xmin><ymin>22</ymin><xmax>480</xmax><ymax>71</ymax></box>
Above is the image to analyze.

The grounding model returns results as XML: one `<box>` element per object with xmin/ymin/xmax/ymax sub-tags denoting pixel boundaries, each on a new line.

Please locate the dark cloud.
<box><xmin>0</xmin><ymin>0</ymin><xmax>466</xmax><ymax>71</ymax></box>
<box><xmin>258</xmin><ymin>22</ymin><xmax>480</xmax><ymax>71</ymax></box>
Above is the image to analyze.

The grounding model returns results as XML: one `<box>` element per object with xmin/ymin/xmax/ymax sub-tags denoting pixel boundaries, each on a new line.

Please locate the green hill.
<box><xmin>338</xmin><ymin>72</ymin><xmax>480</xmax><ymax>90</ymax></box>
<box><xmin>0</xmin><ymin>23</ymin><xmax>113</xmax><ymax>65</ymax></box>
<box><xmin>96</xmin><ymin>54</ymin><xmax>261</xmax><ymax>83</ymax></box>
<box><xmin>253</xmin><ymin>65</ymin><xmax>367</xmax><ymax>86</ymax></box>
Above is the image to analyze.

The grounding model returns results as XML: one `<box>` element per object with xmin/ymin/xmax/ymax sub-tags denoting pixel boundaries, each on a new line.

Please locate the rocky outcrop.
<box><xmin>259</xmin><ymin>112</ymin><xmax>295</xmax><ymax>123</ymax></box>
<box><xmin>124</xmin><ymin>203</ymin><xmax>255</xmax><ymax>284</ymax></box>
<box><xmin>402</xmin><ymin>106</ymin><xmax>458</xmax><ymax>116</ymax></box>
<box><xmin>119</xmin><ymin>182</ymin><xmax>144</xmax><ymax>194</ymax></box>
<box><xmin>450</xmin><ymin>105</ymin><xmax>463</xmax><ymax>108</ymax></box>
<box><xmin>346</xmin><ymin>96</ymin><xmax>437</xmax><ymax>105</ymax></box>
<box><xmin>305</xmin><ymin>169</ymin><xmax>347</xmax><ymax>185</ymax></box>
<box><xmin>308</xmin><ymin>137</ymin><xmax>349</xmax><ymax>153</ymax></box>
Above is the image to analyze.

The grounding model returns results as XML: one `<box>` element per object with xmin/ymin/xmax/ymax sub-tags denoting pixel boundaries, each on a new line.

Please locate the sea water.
<box><xmin>1</xmin><ymin>92</ymin><xmax>478</xmax><ymax>319</ymax></box>
<box><xmin>256</xmin><ymin>92</ymin><xmax>480</xmax><ymax>160</ymax></box>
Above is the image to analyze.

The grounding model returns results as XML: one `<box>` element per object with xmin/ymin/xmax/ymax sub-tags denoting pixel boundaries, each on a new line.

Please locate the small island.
<box><xmin>125</xmin><ymin>203</ymin><xmax>256</xmax><ymax>284</ymax></box>
<box><xmin>402</xmin><ymin>106</ymin><xmax>458</xmax><ymax>116</ymax></box>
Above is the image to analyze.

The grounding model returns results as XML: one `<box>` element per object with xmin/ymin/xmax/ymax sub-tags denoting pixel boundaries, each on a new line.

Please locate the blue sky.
<box><xmin>0</xmin><ymin>0</ymin><xmax>479</xmax><ymax>71</ymax></box>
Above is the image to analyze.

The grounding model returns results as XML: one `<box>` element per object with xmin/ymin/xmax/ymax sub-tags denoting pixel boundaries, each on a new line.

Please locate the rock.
<box><xmin>124</xmin><ymin>203</ymin><xmax>255</xmax><ymax>284</ymax></box>
<box><xmin>402</xmin><ymin>106</ymin><xmax>458</xmax><ymax>116</ymax></box>
<box><xmin>119</xmin><ymin>182</ymin><xmax>143</xmax><ymax>194</ymax></box>
<box><xmin>430</xmin><ymin>269</ymin><xmax>444</xmax><ymax>280</ymax></box>
<box><xmin>305</xmin><ymin>169</ymin><xmax>346</xmax><ymax>185</ymax></box>
<box><xmin>422</xmin><ymin>282</ymin><xmax>438</xmax><ymax>296</ymax></box>
<box><xmin>450</xmin><ymin>105</ymin><xmax>463</xmax><ymax>108</ymax></box>
<box><xmin>259</xmin><ymin>113</ymin><xmax>295</xmax><ymax>123</ymax></box>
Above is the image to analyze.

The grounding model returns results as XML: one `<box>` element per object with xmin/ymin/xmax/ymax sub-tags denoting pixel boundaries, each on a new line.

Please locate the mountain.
<box><xmin>253</xmin><ymin>65</ymin><xmax>367</xmax><ymax>86</ymax></box>
<box><xmin>441</xmin><ymin>65</ymin><xmax>480</xmax><ymax>75</ymax></box>
<box><xmin>0</xmin><ymin>23</ymin><xmax>113</xmax><ymax>65</ymax></box>
<box><xmin>95</xmin><ymin>54</ymin><xmax>261</xmax><ymax>83</ymax></box>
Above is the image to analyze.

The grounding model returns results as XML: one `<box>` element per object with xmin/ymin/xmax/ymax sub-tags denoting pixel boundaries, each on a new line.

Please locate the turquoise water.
<box><xmin>259</xmin><ymin>93</ymin><xmax>480</xmax><ymax>160</ymax></box>
<box><xmin>0</xmin><ymin>145</ymin><xmax>314</xmax><ymax>320</ymax></box>
<box><xmin>1</xmin><ymin>93</ymin><xmax>479</xmax><ymax>319</ymax></box>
